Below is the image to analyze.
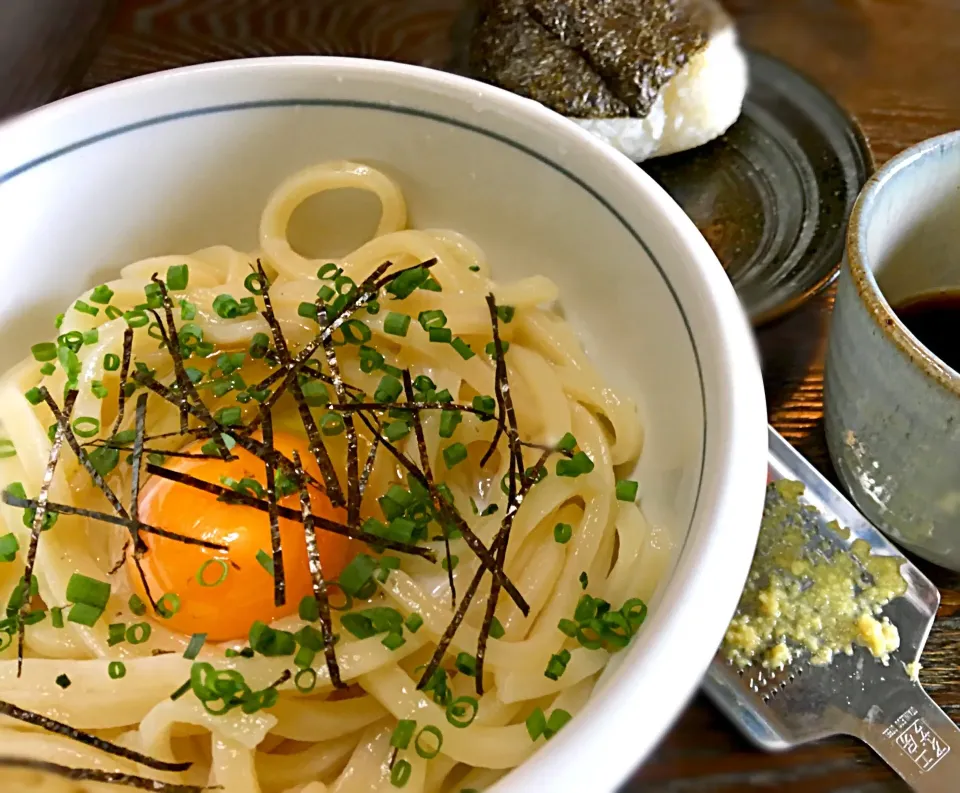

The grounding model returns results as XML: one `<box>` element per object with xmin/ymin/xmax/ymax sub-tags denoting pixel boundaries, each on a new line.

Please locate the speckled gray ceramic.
<box><xmin>825</xmin><ymin>130</ymin><xmax>960</xmax><ymax>571</ymax></box>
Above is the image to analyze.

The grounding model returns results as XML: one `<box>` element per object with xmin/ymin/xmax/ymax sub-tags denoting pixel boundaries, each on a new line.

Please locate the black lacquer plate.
<box><xmin>642</xmin><ymin>50</ymin><xmax>874</xmax><ymax>326</ymax></box>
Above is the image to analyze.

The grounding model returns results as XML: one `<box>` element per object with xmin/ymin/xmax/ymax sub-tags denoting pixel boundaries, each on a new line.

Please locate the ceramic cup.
<box><xmin>825</xmin><ymin>130</ymin><xmax>960</xmax><ymax>570</ymax></box>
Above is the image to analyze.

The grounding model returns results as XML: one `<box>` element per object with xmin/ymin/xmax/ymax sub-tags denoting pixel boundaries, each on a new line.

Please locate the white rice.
<box><xmin>573</xmin><ymin>25</ymin><xmax>748</xmax><ymax>162</ymax></box>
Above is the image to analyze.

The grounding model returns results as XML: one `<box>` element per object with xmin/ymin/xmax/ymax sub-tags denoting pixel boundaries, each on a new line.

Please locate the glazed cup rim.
<box><xmin>846</xmin><ymin>129</ymin><xmax>960</xmax><ymax>397</ymax></box>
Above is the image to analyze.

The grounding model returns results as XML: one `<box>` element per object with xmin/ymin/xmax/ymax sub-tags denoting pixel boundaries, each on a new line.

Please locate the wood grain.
<box><xmin>4</xmin><ymin>0</ymin><xmax>960</xmax><ymax>790</ymax></box>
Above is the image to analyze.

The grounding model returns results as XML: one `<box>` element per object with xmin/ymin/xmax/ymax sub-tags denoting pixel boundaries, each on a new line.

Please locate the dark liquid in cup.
<box><xmin>894</xmin><ymin>291</ymin><xmax>960</xmax><ymax>373</ymax></box>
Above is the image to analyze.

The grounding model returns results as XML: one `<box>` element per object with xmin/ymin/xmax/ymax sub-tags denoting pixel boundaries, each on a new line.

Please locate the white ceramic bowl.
<box><xmin>0</xmin><ymin>58</ymin><xmax>766</xmax><ymax>792</ymax></box>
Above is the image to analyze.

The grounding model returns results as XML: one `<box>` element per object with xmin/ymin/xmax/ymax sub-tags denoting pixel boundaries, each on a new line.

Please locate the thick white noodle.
<box><xmin>0</xmin><ymin>161</ymin><xmax>671</xmax><ymax>792</ymax></box>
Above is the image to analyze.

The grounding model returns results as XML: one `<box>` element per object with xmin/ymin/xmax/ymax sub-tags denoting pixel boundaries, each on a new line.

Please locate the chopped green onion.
<box><xmin>156</xmin><ymin>592</ymin><xmax>181</xmax><ymax>618</ymax></box>
<box><xmin>386</xmin><ymin>266</ymin><xmax>428</xmax><ymax>299</ymax></box>
<box><xmin>489</xmin><ymin>617</ymin><xmax>505</xmax><ymax>639</ymax></box>
<box><xmin>50</xmin><ymin>606</ymin><xmax>64</xmax><ymax>628</ymax></box>
<box><xmin>213</xmin><ymin>294</ymin><xmax>243</xmax><ymax>318</ymax></box>
<box><xmin>249</xmin><ymin>332</ymin><xmax>270</xmax><ymax>359</ymax></box>
<box><xmin>616</xmin><ymin>479</ymin><xmax>639</xmax><ymax>502</ymax></box>
<box><xmin>166</xmin><ymin>264</ymin><xmax>189</xmax><ymax>291</ymax></box>
<box><xmin>544</xmin><ymin>649</ymin><xmax>571</xmax><ymax>681</ymax></box>
<box><xmin>256</xmin><ymin>549</ymin><xmax>275</xmax><ymax>577</ymax></box>
<box><xmin>383</xmin><ymin>420</ymin><xmax>410</xmax><ymax>442</ymax></box>
<box><xmin>298</xmin><ymin>595</ymin><xmax>319</xmax><ymax>622</ymax></box>
<box><xmin>358</xmin><ymin>345</ymin><xmax>385</xmax><ymax>373</ymax></box>
<box><xmin>82</xmin><ymin>329</ymin><xmax>99</xmax><ymax>346</ymax></box>
<box><xmin>72</xmin><ymin>417</ymin><xmax>100</xmax><ymax>438</ymax></box>
<box><xmin>89</xmin><ymin>446</ymin><xmax>119</xmax><ymax>476</ymax></box>
<box><xmin>390</xmin><ymin>759</ymin><xmax>412</xmax><ymax>788</ymax></box>
<box><xmin>451</xmin><ymin>337</ymin><xmax>475</xmax><ymax>360</ymax></box>
<box><xmin>455</xmin><ymin>652</ymin><xmax>477</xmax><ymax>677</ymax></box>
<box><xmin>469</xmin><ymin>265</ymin><xmax>481</xmax><ymax>272</ymax></box>
<box><xmin>124</xmin><ymin>309</ymin><xmax>149</xmax><ymax>328</ymax></box>
<box><xmin>105</xmin><ymin>305</ymin><xmax>124</xmax><ymax>320</ymax></box>
<box><xmin>556</xmin><ymin>451</ymin><xmax>595</xmax><ymax>478</ymax></box>
<box><xmin>0</xmin><ymin>439</ymin><xmax>13</xmax><ymax>460</ymax></box>
<box><xmin>295</xmin><ymin>668</ymin><xmax>317</xmax><ymax>693</ymax></box>
<box><xmin>340</xmin><ymin>319</ymin><xmax>371</xmax><ymax>345</ymax></box>
<box><xmin>579</xmin><ymin>571</ymin><xmax>589</xmax><ymax>590</ymax></box>
<box><xmin>622</xmin><ymin>598</ymin><xmax>648</xmax><ymax>631</ymax></box>
<box><xmin>56</xmin><ymin>674</ymin><xmax>71</xmax><ymax>689</ymax></box>
<box><xmin>558</xmin><ymin>618</ymin><xmax>579</xmax><ymax>637</ymax></box>
<box><xmin>0</xmin><ymin>533</ymin><xmax>19</xmax><ymax>562</ymax></box>
<box><xmin>438</xmin><ymin>410</ymin><xmax>462</xmax><ymax>438</ymax></box>
<box><xmin>339</xmin><ymin>554</ymin><xmax>379</xmax><ymax>599</ymax></box>
<box><xmin>441</xmin><ymin>555</ymin><xmax>459</xmax><ymax>572</ymax></box>
<box><xmin>555</xmin><ymin>433</ymin><xmax>577</xmax><ymax>453</ymax></box>
<box><xmin>215</xmin><ymin>406</ymin><xmax>242</xmax><ymax>426</ymax></box>
<box><xmin>108</xmin><ymin>661</ymin><xmax>126</xmax><ymax>679</ymax></box>
<box><xmin>317</xmin><ymin>263</ymin><xmax>340</xmax><ymax>280</ymax></box>
<box><xmin>320</xmin><ymin>412</ymin><xmax>345</xmax><ymax>436</ymax></box>
<box><xmin>74</xmin><ymin>300</ymin><xmax>99</xmax><ymax>317</ymax></box>
<box><xmin>197</xmin><ymin>559</ymin><xmax>229</xmax><ymax>587</ymax></box>
<box><xmin>471</xmin><ymin>395</ymin><xmax>496</xmax><ymax>419</ymax></box>
<box><xmin>243</xmin><ymin>272</ymin><xmax>265</xmax><ymax>294</ymax></box>
<box><xmin>90</xmin><ymin>380</ymin><xmax>108</xmax><ymax>399</ymax></box>
<box><xmin>382</xmin><ymin>631</ymin><xmax>405</xmax><ymax>650</ymax></box>
<box><xmin>391</xmin><ymin>719</ymin><xmax>417</xmax><ymax>750</ymax></box>
<box><xmin>383</xmin><ymin>312</ymin><xmax>411</xmax><ymax>337</ymax></box>
<box><xmin>249</xmin><ymin>622</ymin><xmax>296</xmax><ymax>656</ymax></box>
<box><xmin>442</xmin><ymin>442</ymin><xmax>468</xmax><ymax>469</ymax></box>
<box><xmin>445</xmin><ymin>696</ymin><xmax>478</xmax><ymax>728</ymax></box>
<box><xmin>415</xmin><ymin>724</ymin><xmax>443</xmax><ymax>759</ymax></box>
<box><xmin>544</xmin><ymin>708</ymin><xmax>572</xmax><ymax>738</ymax></box>
<box><xmin>128</xmin><ymin>594</ymin><xmax>146</xmax><ymax>616</ymax></box>
<box><xmin>24</xmin><ymin>387</ymin><xmax>43</xmax><ymax>406</ymax></box>
<box><xmin>526</xmin><ymin>707</ymin><xmax>546</xmax><ymax>740</ymax></box>
<box><xmin>299</xmin><ymin>379</ymin><xmax>329</xmax><ymax>407</ymax></box>
<box><xmin>184</xmin><ymin>633</ymin><xmax>207</xmax><ymax>660</ymax></box>
<box><xmin>485</xmin><ymin>340</ymin><xmax>509</xmax><ymax>357</ymax></box>
<box><xmin>428</xmin><ymin>327</ymin><xmax>452</xmax><ymax>343</ymax></box>
<box><xmin>39</xmin><ymin>362</ymin><xmax>55</xmax><ymax>376</ymax></box>
<box><xmin>374</xmin><ymin>374</ymin><xmax>403</xmax><ymax>404</ymax></box>
<box><xmin>418</xmin><ymin>310</ymin><xmax>447</xmax><ymax>330</ymax></box>
<box><xmin>31</xmin><ymin>342</ymin><xmax>57</xmax><ymax>362</ymax></box>
<box><xmin>297</xmin><ymin>301</ymin><xmax>319</xmax><ymax>321</ymax></box>
<box><xmin>107</xmin><ymin>623</ymin><xmax>126</xmax><ymax>647</ymax></box>
<box><xmin>404</xmin><ymin>613</ymin><xmax>423</xmax><ymax>633</ymax></box>
<box><xmin>497</xmin><ymin>305</ymin><xmax>515</xmax><ymax>323</ymax></box>
<box><xmin>103</xmin><ymin>353</ymin><xmax>121</xmax><ymax>371</ymax></box>
<box><xmin>67</xmin><ymin>603</ymin><xmax>104</xmax><ymax>627</ymax></box>
<box><xmin>553</xmin><ymin>522</ymin><xmax>572</xmax><ymax>544</ymax></box>
<box><xmin>89</xmin><ymin>284</ymin><xmax>114</xmax><ymax>304</ymax></box>
<box><xmin>66</xmin><ymin>573</ymin><xmax>110</xmax><ymax>609</ymax></box>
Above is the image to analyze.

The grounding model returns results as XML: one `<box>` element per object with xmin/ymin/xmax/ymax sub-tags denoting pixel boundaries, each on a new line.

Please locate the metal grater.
<box><xmin>703</xmin><ymin>427</ymin><xmax>960</xmax><ymax>791</ymax></box>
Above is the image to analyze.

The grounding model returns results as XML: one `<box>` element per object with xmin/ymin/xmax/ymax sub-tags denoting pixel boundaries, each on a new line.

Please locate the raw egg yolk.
<box><xmin>130</xmin><ymin>431</ymin><xmax>353</xmax><ymax>641</ymax></box>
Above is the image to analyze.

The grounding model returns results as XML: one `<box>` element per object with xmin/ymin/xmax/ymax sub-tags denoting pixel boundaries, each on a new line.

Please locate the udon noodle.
<box><xmin>0</xmin><ymin>161</ymin><xmax>670</xmax><ymax>792</ymax></box>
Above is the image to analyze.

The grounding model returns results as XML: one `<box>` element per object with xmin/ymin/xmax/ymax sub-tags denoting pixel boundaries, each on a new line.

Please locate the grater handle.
<box><xmin>854</xmin><ymin>681</ymin><xmax>960</xmax><ymax>791</ymax></box>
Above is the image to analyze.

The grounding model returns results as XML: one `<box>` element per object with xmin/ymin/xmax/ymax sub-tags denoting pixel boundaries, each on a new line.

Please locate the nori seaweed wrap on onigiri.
<box><xmin>468</xmin><ymin>0</ymin><xmax>748</xmax><ymax>161</ymax></box>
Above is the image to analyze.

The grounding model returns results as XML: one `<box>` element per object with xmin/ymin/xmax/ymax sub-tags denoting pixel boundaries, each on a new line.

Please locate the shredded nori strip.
<box><xmin>143</xmin><ymin>463</ymin><xmax>436</xmax><ymax>560</ymax></box>
<box><xmin>474</xmin><ymin>295</ymin><xmax>524</xmax><ymax>691</ymax></box>
<box><xmin>149</xmin><ymin>276</ymin><xmax>231</xmax><ymax>459</ymax></box>
<box><xmin>350</xmin><ymin>408</ymin><xmax>527</xmax><ymax>612</ymax></box>
<box><xmin>130</xmin><ymin>393</ymin><xmax>148</xmax><ymax>553</ymax></box>
<box><xmin>41</xmin><ymin>389</ymin><xmax>157</xmax><ymax>608</ymax></box>
<box><xmin>417</xmin><ymin>451</ymin><xmax>549</xmax><ymax>692</ymax></box>
<box><xmin>358</xmin><ymin>434</ymin><xmax>381</xmax><ymax>504</ymax></box>
<box><xmin>402</xmin><ymin>370</ymin><xmax>457</xmax><ymax>608</ymax></box>
<box><xmin>131</xmin><ymin>373</ymin><xmax>321</xmax><ymax>491</ymax></box>
<box><xmin>331</xmin><ymin>401</ymin><xmax>494</xmax><ymax>419</ymax></box>
<box><xmin>1</xmin><ymin>492</ymin><xmax>228</xmax><ymax>551</ymax></box>
<box><xmin>0</xmin><ymin>757</ymin><xmax>211</xmax><ymax>792</ymax></box>
<box><xmin>16</xmin><ymin>387</ymin><xmax>76</xmax><ymax>676</ymax></box>
<box><xmin>110</xmin><ymin>327</ymin><xmax>134</xmax><ymax>435</ymax></box>
<box><xmin>0</xmin><ymin>699</ymin><xmax>190</xmax><ymax>771</ymax></box>
<box><xmin>292</xmin><ymin>451</ymin><xmax>344</xmax><ymax>688</ymax></box>
<box><xmin>317</xmin><ymin>300</ymin><xmax>360</xmax><ymax>524</ymax></box>
<box><xmin>260</xmin><ymin>407</ymin><xmax>286</xmax><ymax>607</ymax></box>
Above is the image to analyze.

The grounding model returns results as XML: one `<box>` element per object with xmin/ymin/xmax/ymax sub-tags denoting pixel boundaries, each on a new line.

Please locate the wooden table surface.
<box><xmin>3</xmin><ymin>0</ymin><xmax>960</xmax><ymax>790</ymax></box>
